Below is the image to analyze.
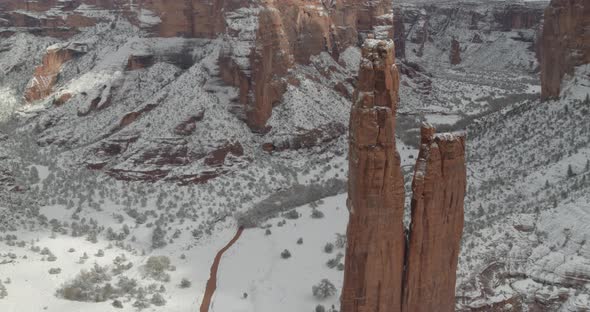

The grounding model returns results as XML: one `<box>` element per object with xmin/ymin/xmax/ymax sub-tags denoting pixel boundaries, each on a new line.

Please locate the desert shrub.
<box><xmin>326</xmin><ymin>253</ymin><xmax>344</xmax><ymax>269</ymax></box>
<box><xmin>282</xmin><ymin>209</ymin><xmax>299</xmax><ymax>220</ymax></box>
<box><xmin>312</xmin><ymin>279</ymin><xmax>336</xmax><ymax>299</ymax></box>
<box><xmin>0</xmin><ymin>281</ymin><xmax>7</xmax><ymax>299</ymax></box>
<box><xmin>56</xmin><ymin>264</ymin><xmax>112</xmax><ymax>302</ymax></box>
<box><xmin>152</xmin><ymin>226</ymin><xmax>167</xmax><ymax>249</ymax></box>
<box><xmin>297</xmin><ymin>238</ymin><xmax>303</xmax><ymax>245</ymax></box>
<box><xmin>311</xmin><ymin>208</ymin><xmax>324</xmax><ymax>219</ymax></box>
<box><xmin>143</xmin><ymin>256</ymin><xmax>172</xmax><ymax>282</ymax></box>
<box><xmin>324</xmin><ymin>243</ymin><xmax>334</xmax><ymax>254</ymax></box>
<box><xmin>315</xmin><ymin>304</ymin><xmax>326</xmax><ymax>312</ymax></box>
<box><xmin>180</xmin><ymin>278</ymin><xmax>191</xmax><ymax>288</ymax></box>
<box><xmin>150</xmin><ymin>293</ymin><xmax>166</xmax><ymax>306</ymax></box>
<box><xmin>49</xmin><ymin>268</ymin><xmax>62</xmax><ymax>274</ymax></box>
<box><xmin>112</xmin><ymin>299</ymin><xmax>123</xmax><ymax>308</ymax></box>
<box><xmin>116</xmin><ymin>276</ymin><xmax>138</xmax><ymax>295</ymax></box>
<box><xmin>281</xmin><ymin>249</ymin><xmax>292</xmax><ymax>259</ymax></box>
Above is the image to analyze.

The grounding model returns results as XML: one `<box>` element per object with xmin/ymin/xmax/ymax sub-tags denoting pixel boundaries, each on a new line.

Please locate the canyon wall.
<box><xmin>218</xmin><ymin>0</ymin><xmax>394</xmax><ymax>131</ymax></box>
<box><xmin>540</xmin><ymin>0</ymin><xmax>590</xmax><ymax>100</ymax></box>
<box><xmin>342</xmin><ymin>39</ymin><xmax>466</xmax><ymax>312</ymax></box>
<box><xmin>3</xmin><ymin>0</ymin><xmax>393</xmax><ymax>129</ymax></box>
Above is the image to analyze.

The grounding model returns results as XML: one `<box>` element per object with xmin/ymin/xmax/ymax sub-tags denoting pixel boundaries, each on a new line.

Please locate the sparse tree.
<box><xmin>312</xmin><ymin>279</ymin><xmax>336</xmax><ymax>299</ymax></box>
<box><xmin>180</xmin><ymin>278</ymin><xmax>191</xmax><ymax>288</ymax></box>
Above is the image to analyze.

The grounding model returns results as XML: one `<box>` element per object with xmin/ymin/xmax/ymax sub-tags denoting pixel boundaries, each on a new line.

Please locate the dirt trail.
<box><xmin>199</xmin><ymin>227</ymin><xmax>244</xmax><ymax>312</ymax></box>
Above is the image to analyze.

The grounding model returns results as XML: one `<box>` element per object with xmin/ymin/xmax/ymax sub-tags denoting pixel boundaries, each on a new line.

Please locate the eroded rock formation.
<box><xmin>24</xmin><ymin>44</ymin><xmax>86</xmax><ymax>102</ymax></box>
<box><xmin>218</xmin><ymin>0</ymin><xmax>394</xmax><ymax>131</ymax></box>
<box><xmin>343</xmin><ymin>40</ymin><xmax>466</xmax><ymax>312</ymax></box>
<box><xmin>540</xmin><ymin>0</ymin><xmax>590</xmax><ymax>100</ymax></box>
<box><xmin>342</xmin><ymin>39</ymin><xmax>405</xmax><ymax>312</ymax></box>
<box><xmin>450</xmin><ymin>38</ymin><xmax>461</xmax><ymax>65</ymax></box>
<box><xmin>402</xmin><ymin>125</ymin><xmax>466</xmax><ymax>312</ymax></box>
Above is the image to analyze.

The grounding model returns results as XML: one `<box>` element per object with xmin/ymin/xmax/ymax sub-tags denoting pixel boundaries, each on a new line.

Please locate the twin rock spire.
<box><xmin>342</xmin><ymin>39</ymin><xmax>467</xmax><ymax>312</ymax></box>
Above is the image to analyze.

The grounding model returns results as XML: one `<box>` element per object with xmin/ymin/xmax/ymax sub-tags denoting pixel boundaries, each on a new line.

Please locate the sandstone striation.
<box><xmin>342</xmin><ymin>39</ymin><xmax>405</xmax><ymax>312</ymax></box>
<box><xmin>402</xmin><ymin>125</ymin><xmax>466</xmax><ymax>312</ymax></box>
<box><xmin>540</xmin><ymin>0</ymin><xmax>590</xmax><ymax>100</ymax></box>
<box><xmin>342</xmin><ymin>40</ymin><xmax>466</xmax><ymax>312</ymax></box>
<box><xmin>24</xmin><ymin>44</ymin><xmax>85</xmax><ymax>102</ymax></box>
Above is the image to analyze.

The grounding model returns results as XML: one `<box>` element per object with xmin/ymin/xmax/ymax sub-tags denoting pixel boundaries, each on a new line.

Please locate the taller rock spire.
<box><xmin>341</xmin><ymin>39</ymin><xmax>405</xmax><ymax>312</ymax></box>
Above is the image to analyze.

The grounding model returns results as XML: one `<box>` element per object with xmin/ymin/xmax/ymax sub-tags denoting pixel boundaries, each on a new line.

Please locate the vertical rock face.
<box><xmin>450</xmin><ymin>38</ymin><xmax>461</xmax><ymax>65</ymax></box>
<box><xmin>540</xmin><ymin>0</ymin><xmax>590</xmax><ymax>100</ymax></box>
<box><xmin>135</xmin><ymin>0</ymin><xmax>228</xmax><ymax>38</ymax></box>
<box><xmin>342</xmin><ymin>39</ymin><xmax>406</xmax><ymax>312</ymax></box>
<box><xmin>393</xmin><ymin>7</ymin><xmax>406</xmax><ymax>59</ymax></box>
<box><xmin>402</xmin><ymin>125</ymin><xmax>466</xmax><ymax>312</ymax></box>
<box><xmin>493</xmin><ymin>4</ymin><xmax>544</xmax><ymax>31</ymax></box>
<box><xmin>246</xmin><ymin>7</ymin><xmax>293</xmax><ymax>132</ymax></box>
<box><xmin>343</xmin><ymin>40</ymin><xmax>467</xmax><ymax>312</ymax></box>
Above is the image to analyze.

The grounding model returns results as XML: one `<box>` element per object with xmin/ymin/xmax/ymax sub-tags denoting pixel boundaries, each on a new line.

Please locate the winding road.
<box><xmin>199</xmin><ymin>227</ymin><xmax>244</xmax><ymax>312</ymax></box>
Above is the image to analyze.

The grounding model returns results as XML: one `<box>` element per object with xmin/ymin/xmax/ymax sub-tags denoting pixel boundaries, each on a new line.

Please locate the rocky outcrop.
<box><xmin>342</xmin><ymin>39</ymin><xmax>405</xmax><ymax>312</ymax></box>
<box><xmin>450</xmin><ymin>38</ymin><xmax>461</xmax><ymax>65</ymax></box>
<box><xmin>24</xmin><ymin>44</ymin><xmax>85</xmax><ymax>102</ymax></box>
<box><xmin>342</xmin><ymin>40</ymin><xmax>466</xmax><ymax>312</ymax></box>
<box><xmin>402</xmin><ymin>125</ymin><xmax>466</xmax><ymax>312</ymax></box>
<box><xmin>126</xmin><ymin>54</ymin><xmax>155</xmax><ymax>70</ymax></box>
<box><xmin>540</xmin><ymin>0</ymin><xmax>590</xmax><ymax>100</ymax></box>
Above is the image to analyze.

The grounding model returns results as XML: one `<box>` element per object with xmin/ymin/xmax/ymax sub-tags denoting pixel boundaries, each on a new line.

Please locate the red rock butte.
<box><xmin>342</xmin><ymin>40</ymin><xmax>467</xmax><ymax>312</ymax></box>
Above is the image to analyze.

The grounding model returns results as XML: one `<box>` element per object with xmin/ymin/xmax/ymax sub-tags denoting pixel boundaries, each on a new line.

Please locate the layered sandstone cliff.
<box><xmin>402</xmin><ymin>125</ymin><xmax>466</xmax><ymax>312</ymax></box>
<box><xmin>342</xmin><ymin>40</ymin><xmax>466</xmax><ymax>312</ymax></box>
<box><xmin>540</xmin><ymin>0</ymin><xmax>590</xmax><ymax>100</ymax></box>
<box><xmin>342</xmin><ymin>39</ymin><xmax>405</xmax><ymax>312</ymax></box>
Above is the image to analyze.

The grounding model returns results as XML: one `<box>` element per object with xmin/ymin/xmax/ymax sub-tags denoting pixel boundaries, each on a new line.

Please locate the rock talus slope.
<box><xmin>342</xmin><ymin>39</ymin><xmax>405</xmax><ymax>312</ymax></box>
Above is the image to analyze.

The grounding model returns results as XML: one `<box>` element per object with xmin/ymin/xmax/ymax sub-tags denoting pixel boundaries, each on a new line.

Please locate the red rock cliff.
<box><xmin>402</xmin><ymin>125</ymin><xmax>466</xmax><ymax>312</ymax></box>
<box><xmin>540</xmin><ymin>0</ymin><xmax>590</xmax><ymax>100</ymax></box>
<box><xmin>341</xmin><ymin>39</ymin><xmax>405</xmax><ymax>312</ymax></box>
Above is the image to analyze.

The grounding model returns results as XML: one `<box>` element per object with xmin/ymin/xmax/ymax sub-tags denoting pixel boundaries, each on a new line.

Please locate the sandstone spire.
<box><xmin>342</xmin><ymin>40</ymin><xmax>467</xmax><ymax>312</ymax></box>
<box><xmin>341</xmin><ymin>39</ymin><xmax>405</xmax><ymax>312</ymax></box>
<box><xmin>402</xmin><ymin>124</ymin><xmax>467</xmax><ymax>312</ymax></box>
